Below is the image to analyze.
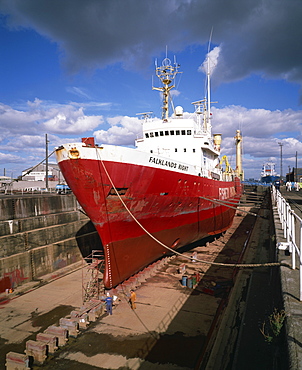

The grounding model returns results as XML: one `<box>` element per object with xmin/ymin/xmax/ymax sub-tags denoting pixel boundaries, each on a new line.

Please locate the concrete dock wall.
<box><xmin>0</xmin><ymin>194</ymin><xmax>94</xmax><ymax>293</ymax></box>
<box><xmin>0</xmin><ymin>195</ymin><xmax>78</xmax><ymax>221</ymax></box>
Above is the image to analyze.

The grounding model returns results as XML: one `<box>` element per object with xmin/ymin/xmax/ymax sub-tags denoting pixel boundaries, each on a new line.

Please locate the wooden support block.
<box><xmin>5</xmin><ymin>352</ymin><xmax>30</xmax><ymax>370</ymax></box>
<box><xmin>44</xmin><ymin>325</ymin><xmax>68</xmax><ymax>347</ymax></box>
<box><xmin>25</xmin><ymin>340</ymin><xmax>47</xmax><ymax>365</ymax></box>
<box><xmin>59</xmin><ymin>318</ymin><xmax>79</xmax><ymax>337</ymax></box>
<box><xmin>36</xmin><ymin>333</ymin><xmax>58</xmax><ymax>354</ymax></box>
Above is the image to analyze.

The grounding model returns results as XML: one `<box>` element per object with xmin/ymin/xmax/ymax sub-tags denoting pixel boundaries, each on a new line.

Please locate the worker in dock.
<box><xmin>286</xmin><ymin>181</ymin><xmax>292</xmax><ymax>191</ymax></box>
<box><xmin>129</xmin><ymin>289</ymin><xmax>137</xmax><ymax>310</ymax></box>
<box><xmin>105</xmin><ymin>293</ymin><xmax>113</xmax><ymax>315</ymax></box>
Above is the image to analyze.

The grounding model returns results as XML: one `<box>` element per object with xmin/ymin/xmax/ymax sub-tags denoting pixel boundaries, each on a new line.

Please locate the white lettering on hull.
<box><xmin>149</xmin><ymin>156</ymin><xmax>188</xmax><ymax>172</ymax></box>
<box><xmin>219</xmin><ymin>187</ymin><xmax>236</xmax><ymax>200</ymax></box>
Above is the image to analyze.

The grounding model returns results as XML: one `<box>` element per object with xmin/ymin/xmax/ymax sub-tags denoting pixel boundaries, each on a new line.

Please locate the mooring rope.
<box><xmin>198</xmin><ymin>195</ymin><xmax>267</xmax><ymax>219</ymax></box>
<box><xmin>97</xmin><ymin>151</ymin><xmax>285</xmax><ymax>269</ymax></box>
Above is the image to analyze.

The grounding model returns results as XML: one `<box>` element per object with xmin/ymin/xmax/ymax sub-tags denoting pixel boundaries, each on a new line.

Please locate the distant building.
<box><xmin>21</xmin><ymin>163</ymin><xmax>61</xmax><ymax>182</ymax></box>
<box><xmin>0</xmin><ymin>176</ymin><xmax>12</xmax><ymax>186</ymax></box>
<box><xmin>286</xmin><ymin>168</ymin><xmax>302</xmax><ymax>182</ymax></box>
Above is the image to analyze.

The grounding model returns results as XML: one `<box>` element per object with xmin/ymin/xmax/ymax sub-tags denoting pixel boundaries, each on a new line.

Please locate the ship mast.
<box><xmin>206</xmin><ymin>50</ymin><xmax>211</xmax><ymax>130</ymax></box>
<box><xmin>153</xmin><ymin>56</ymin><xmax>180</xmax><ymax>120</ymax></box>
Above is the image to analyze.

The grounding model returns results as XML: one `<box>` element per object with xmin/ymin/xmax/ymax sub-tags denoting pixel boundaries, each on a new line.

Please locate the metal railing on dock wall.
<box><xmin>272</xmin><ymin>186</ymin><xmax>302</xmax><ymax>301</ymax></box>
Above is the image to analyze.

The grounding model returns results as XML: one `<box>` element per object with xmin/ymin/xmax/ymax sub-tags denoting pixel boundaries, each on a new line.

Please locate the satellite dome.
<box><xmin>175</xmin><ymin>106</ymin><xmax>183</xmax><ymax>116</ymax></box>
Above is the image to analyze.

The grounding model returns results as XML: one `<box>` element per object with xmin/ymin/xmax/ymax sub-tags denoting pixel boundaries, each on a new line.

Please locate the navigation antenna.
<box><xmin>202</xmin><ymin>29</ymin><xmax>217</xmax><ymax>132</ymax></box>
<box><xmin>153</xmin><ymin>55</ymin><xmax>180</xmax><ymax>120</ymax></box>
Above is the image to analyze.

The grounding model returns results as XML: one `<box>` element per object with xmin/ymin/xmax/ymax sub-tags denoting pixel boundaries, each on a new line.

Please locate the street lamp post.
<box><xmin>278</xmin><ymin>142</ymin><xmax>283</xmax><ymax>183</ymax></box>
<box><xmin>296</xmin><ymin>151</ymin><xmax>298</xmax><ymax>183</ymax></box>
<box><xmin>45</xmin><ymin>134</ymin><xmax>49</xmax><ymax>191</ymax></box>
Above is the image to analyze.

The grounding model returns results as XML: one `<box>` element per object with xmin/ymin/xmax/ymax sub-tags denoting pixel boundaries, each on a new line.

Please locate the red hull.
<box><xmin>59</xmin><ymin>158</ymin><xmax>241</xmax><ymax>288</ymax></box>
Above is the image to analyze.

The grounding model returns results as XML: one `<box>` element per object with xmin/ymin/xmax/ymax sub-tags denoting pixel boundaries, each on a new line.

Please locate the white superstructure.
<box><xmin>135</xmin><ymin>55</ymin><xmax>222</xmax><ymax>180</ymax></box>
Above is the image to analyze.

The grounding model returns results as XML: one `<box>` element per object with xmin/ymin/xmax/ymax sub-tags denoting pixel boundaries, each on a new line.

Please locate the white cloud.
<box><xmin>199</xmin><ymin>46</ymin><xmax>220</xmax><ymax>75</ymax></box>
<box><xmin>1</xmin><ymin>98</ymin><xmax>301</xmax><ymax>179</ymax></box>
<box><xmin>66</xmin><ymin>86</ymin><xmax>92</xmax><ymax>99</ymax></box>
<box><xmin>43</xmin><ymin>109</ymin><xmax>103</xmax><ymax>134</ymax></box>
<box><xmin>0</xmin><ymin>100</ymin><xmax>105</xmax><ymax>136</ymax></box>
<box><xmin>94</xmin><ymin>116</ymin><xmax>142</xmax><ymax>145</ymax></box>
<box><xmin>0</xmin><ymin>151</ymin><xmax>23</xmax><ymax>164</ymax></box>
<box><xmin>211</xmin><ymin>106</ymin><xmax>302</xmax><ymax>140</ymax></box>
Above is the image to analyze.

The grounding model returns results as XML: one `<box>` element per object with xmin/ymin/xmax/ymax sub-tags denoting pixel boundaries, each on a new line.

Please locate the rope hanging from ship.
<box><xmin>96</xmin><ymin>150</ymin><xmax>286</xmax><ymax>269</ymax></box>
<box><xmin>198</xmin><ymin>196</ymin><xmax>268</xmax><ymax>219</ymax></box>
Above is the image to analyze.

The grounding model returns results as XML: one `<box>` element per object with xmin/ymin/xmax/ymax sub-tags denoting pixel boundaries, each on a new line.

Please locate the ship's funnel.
<box><xmin>234</xmin><ymin>130</ymin><xmax>244</xmax><ymax>181</ymax></box>
<box><xmin>213</xmin><ymin>134</ymin><xmax>222</xmax><ymax>152</ymax></box>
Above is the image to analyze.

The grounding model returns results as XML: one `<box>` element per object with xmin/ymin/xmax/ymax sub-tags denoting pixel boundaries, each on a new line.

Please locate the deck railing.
<box><xmin>272</xmin><ymin>186</ymin><xmax>302</xmax><ymax>301</ymax></box>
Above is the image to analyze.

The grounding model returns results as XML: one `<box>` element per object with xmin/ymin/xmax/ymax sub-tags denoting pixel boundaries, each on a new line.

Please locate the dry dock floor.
<box><xmin>0</xmin><ymin>188</ymin><xmax>287</xmax><ymax>369</ymax></box>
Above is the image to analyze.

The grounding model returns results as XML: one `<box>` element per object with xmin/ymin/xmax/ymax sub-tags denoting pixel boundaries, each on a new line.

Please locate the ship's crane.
<box><xmin>219</xmin><ymin>155</ymin><xmax>234</xmax><ymax>180</ymax></box>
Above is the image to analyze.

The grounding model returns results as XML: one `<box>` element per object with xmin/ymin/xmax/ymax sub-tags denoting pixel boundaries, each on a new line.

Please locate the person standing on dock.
<box><xmin>295</xmin><ymin>182</ymin><xmax>300</xmax><ymax>191</ymax></box>
<box><xmin>129</xmin><ymin>290</ymin><xmax>137</xmax><ymax>310</ymax></box>
<box><xmin>105</xmin><ymin>293</ymin><xmax>113</xmax><ymax>315</ymax></box>
<box><xmin>286</xmin><ymin>181</ymin><xmax>292</xmax><ymax>191</ymax></box>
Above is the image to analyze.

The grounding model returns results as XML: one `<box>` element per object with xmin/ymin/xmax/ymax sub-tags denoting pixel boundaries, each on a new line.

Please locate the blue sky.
<box><xmin>0</xmin><ymin>0</ymin><xmax>302</xmax><ymax>180</ymax></box>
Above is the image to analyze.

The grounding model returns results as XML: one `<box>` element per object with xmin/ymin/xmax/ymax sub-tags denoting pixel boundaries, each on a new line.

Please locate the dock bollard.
<box><xmin>59</xmin><ymin>318</ymin><xmax>79</xmax><ymax>337</ymax></box>
<box><xmin>36</xmin><ymin>333</ymin><xmax>58</xmax><ymax>354</ymax></box>
<box><xmin>5</xmin><ymin>352</ymin><xmax>30</xmax><ymax>370</ymax></box>
<box><xmin>44</xmin><ymin>326</ymin><xmax>68</xmax><ymax>346</ymax></box>
<box><xmin>25</xmin><ymin>340</ymin><xmax>47</xmax><ymax>365</ymax></box>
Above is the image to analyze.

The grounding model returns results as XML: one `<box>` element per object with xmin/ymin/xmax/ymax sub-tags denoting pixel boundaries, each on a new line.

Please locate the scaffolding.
<box><xmin>82</xmin><ymin>250</ymin><xmax>104</xmax><ymax>304</ymax></box>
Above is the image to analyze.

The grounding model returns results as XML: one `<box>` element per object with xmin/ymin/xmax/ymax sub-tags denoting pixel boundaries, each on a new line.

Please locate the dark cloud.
<box><xmin>1</xmin><ymin>0</ymin><xmax>301</xmax><ymax>88</ymax></box>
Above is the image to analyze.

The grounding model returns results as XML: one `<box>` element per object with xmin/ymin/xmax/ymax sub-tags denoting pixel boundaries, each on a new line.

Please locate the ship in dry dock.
<box><xmin>55</xmin><ymin>54</ymin><xmax>243</xmax><ymax>288</ymax></box>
